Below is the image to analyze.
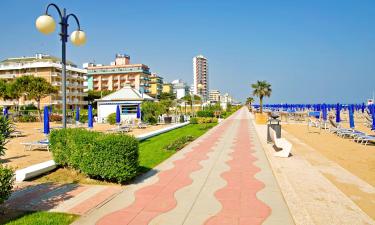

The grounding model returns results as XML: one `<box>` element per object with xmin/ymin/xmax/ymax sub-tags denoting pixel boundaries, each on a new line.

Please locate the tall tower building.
<box><xmin>193</xmin><ymin>55</ymin><xmax>209</xmax><ymax>101</ymax></box>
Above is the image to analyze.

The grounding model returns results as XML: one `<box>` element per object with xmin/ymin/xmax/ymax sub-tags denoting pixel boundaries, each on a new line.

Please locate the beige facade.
<box><xmin>0</xmin><ymin>54</ymin><xmax>87</xmax><ymax>108</ymax></box>
<box><xmin>209</xmin><ymin>89</ymin><xmax>221</xmax><ymax>103</ymax></box>
<box><xmin>86</xmin><ymin>54</ymin><xmax>151</xmax><ymax>94</ymax></box>
<box><xmin>149</xmin><ymin>73</ymin><xmax>163</xmax><ymax>98</ymax></box>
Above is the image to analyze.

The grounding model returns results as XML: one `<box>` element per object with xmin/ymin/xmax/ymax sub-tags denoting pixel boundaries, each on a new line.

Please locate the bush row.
<box><xmin>190</xmin><ymin>117</ymin><xmax>218</xmax><ymax>124</ymax></box>
<box><xmin>164</xmin><ymin>135</ymin><xmax>195</xmax><ymax>151</ymax></box>
<box><xmin>196</xmin><ymin>110</ymin><xmax>214</xmax><ymax>118</ymax></box>
<box><xmin>50</xmin><ymin>128</ymin><xmax>139</xmax><ymax>183</ymax></box>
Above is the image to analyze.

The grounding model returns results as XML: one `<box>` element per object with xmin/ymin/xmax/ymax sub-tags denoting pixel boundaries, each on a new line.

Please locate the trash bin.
<box><xmin>267</xmin><ymin>115</ymin><xmax>281</xmax><ymax>143</ymax></box>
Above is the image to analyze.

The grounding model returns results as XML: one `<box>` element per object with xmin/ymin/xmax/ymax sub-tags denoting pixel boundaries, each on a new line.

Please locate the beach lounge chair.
<box><xmin>137</xmin><ymin>122</ymin><xmax>148</xmax><ymax>129</ymax></box>
<box><xmin>21</xmin><ymin>139</ymin><xmax>49</xmax><ymax>151</ymax></box>
<box><xmin>106</xmin><ymin>125</ymin><xmax>132</xmax><ymax>134</ymax></box>
<box><xmin>269</xmin><ymin>127</ymin><xmax>292</xmax><ymax>158</ymax></box>
<box><xmin>328</xmin><ymin>118</ymin><xmax>351</xmax><ymax>134</ymax></box>
<box><xmin>355</xmin><ymin>134</ymin><xmax>375</xmax><ymax>146</ymax></box>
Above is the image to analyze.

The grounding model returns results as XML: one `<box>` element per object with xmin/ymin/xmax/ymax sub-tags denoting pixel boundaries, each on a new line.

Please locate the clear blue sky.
<box><xmin>1</xmin><ymin>0</ymin><xmax>375</xmax><ymax>104</ymax></box>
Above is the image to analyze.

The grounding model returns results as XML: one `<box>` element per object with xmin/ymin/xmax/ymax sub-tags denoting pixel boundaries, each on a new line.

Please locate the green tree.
<box><xmin>159</xmin><ymin>92</ymin><xmax>176</xmax><ymax>101</ymax></box>
<box><xmin>21</xmin><ymin>76</ymin><xmax>58</xmax><ymax>120</ymax></box>
<box><xmin>0</xmin><ymin>80</ymin><xmax>7</xmax><ymax>100</ymax></box>
<box><xmin>141</xmin><ymin>101</ymin><xmax>163</xmax><ymax>124</ymax></box>
<box><xmin>85</xmin><ymin>90</ymin><xmax>114</xmax><ymax>106</ymax></box>
<box><xmin>246</xmin><ymin>96</ymin><xmax>254</xmax><ymax>107</ymax></box>
<box><xmin>251</xmin><ymin>80</ymin><xmax>272</xmax><ymax>113</ymax></box>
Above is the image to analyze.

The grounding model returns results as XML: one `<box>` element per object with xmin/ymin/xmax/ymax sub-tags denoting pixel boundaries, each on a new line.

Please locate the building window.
<box><xmin>120</xmin><ymin>105</ymin><xmax>138</xmax><ymax>114</ymax></box>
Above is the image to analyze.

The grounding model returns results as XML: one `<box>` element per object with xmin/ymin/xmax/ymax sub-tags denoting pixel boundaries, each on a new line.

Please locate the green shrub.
<box><xmin>0</xmin><ymin>165</ymin><xmax>14</xmax><ymax>205</ymax></box>
<box><xmin>50</xmin><ymin>129</ymin><xmax>139</xmax><ymax>183</ymax></box>
<box><xmin>79</xmin><ymin>115</ymin><xmax>88</xmax><ymax>123</ymax></box>
<box><xmin>164</xmin><ymin>135</ymin><xmax>195</xmax><ymax>151</ymax></box>
<box><xmin>107</xmin><ymin>113</ymin><xmax>117</xmax><ymax>125</ymax></box>
<box><xmin>196</xmin><ymin>117</ymin><xmax>218</xmax><ymax>124</ymax></box>
<box><xmin>50</xmin><ymin>129</ymin><xmax>100</xmax><ymax>169</ymax></box>
<box><xmin>190</xmin><ymin>117</ymin><xmax>198</xmax><ymax>124</ymax></box>
<box><xmin>197</xmin><ymin>110</ymin><xmax>214</xmax><ymax>118</ymax></box>
<box><xmin>145</xmin><ymin>116</ymin><xmax>157</xmax><ymax>125</ymax></box>
<box><xmin>20</xmin><ymin>104</ymin><xmax>37</xmax><ymax>111</ymax></box>
<box><xmin>80</xmin><ymin>134</ymin><xmax>139</xmax><ymax>183</ymax></box>
<box><xmin>18</xmin><ymin>115</ymin><xmax>37</xmax><ymax>122</ymax></box>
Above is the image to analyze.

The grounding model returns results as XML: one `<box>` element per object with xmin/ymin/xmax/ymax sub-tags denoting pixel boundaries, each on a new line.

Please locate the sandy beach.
<box><xmin>282</xmin><ymin>121</ymin><xmax>375</xmax><ymax>219</ymax></box>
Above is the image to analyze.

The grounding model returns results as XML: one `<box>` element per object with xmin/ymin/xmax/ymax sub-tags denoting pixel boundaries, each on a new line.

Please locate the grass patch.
<box><xmin>138</xmin><ymin>123</ymin><xmax>215</xmax><ymax>173</ymax></box>
<box><xmin>32</xmin><ymin>167</ymin><xmax>119</xmax><ymax>185</ymax></box>
<box><xmin>3</xmin><ymin>211</ymin><xmax>78</xmax><ymax>225</ymax></box>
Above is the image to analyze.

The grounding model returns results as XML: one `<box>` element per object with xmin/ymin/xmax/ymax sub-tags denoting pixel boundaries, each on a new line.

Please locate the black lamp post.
<box><xmin>36</xmin><ymin>3</ymin><xmax>86</xmax><ymax>128</ymax></box>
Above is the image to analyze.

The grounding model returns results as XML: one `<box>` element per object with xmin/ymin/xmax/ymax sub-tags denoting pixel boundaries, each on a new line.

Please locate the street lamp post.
<box><xmin>36</xmin><ymin>3</ymin><xmax>86</xmax><ymax>128</ymax></box>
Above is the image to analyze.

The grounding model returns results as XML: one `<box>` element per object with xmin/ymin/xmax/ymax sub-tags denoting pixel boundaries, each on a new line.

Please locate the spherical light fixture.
<box><xmin>70</xmin><ymin>30</ymin><xmax>86</xmax><ymax>46</ymax></box>
<box><xmin>35</xmin><ymin>15</ymin><xmax>56</xmax><ymax>34</ymax></box>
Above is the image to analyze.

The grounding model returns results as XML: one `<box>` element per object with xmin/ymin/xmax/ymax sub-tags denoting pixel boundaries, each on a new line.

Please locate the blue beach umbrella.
<box><xmin>75</xmin><ymin>106</ymin><xmax>80</xmax><ymax>122</ymax></box>
<box><xmin>336</xmin><ymin>103</ymin><xmax>341</xmax><ymax>123</ymax></box>
<box><xmin>43</xmin><ymin>106</ymin><xmax>50</xmax><ymax>135</ymax></box>
<box><xmin>349</xmin><ymin>105</ymin><xmax>355</xmax><ymax>129</ymax></box>
<box><xmin>3</xmin><ymin>107</ymin><xmax>8</xmax><ymax>119</ymax></box>
<box><xmin>322</xmin><ymin>103</ymin><xmax>327</xmax><ymax>121</ymax></box>
<box><xmin>136</xmin><ymin>104</ymin><xmax>141</xmax><ymax>119</ymax></box>
<box><xmin>88</xmin><ymin>105</ymin><xmax>93</xmax><ymax>128</ymax></box>
<box><xmin>116</xmin><ymin>105</ymin><xmax>121</xmax><ymax>124</ymax></box>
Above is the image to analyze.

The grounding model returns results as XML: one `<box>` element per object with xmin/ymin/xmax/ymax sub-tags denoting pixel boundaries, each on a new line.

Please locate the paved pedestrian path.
<box><xmin>74</xmin><ymin>108</ymin><xmax>293</xmax><ymax>225</ymax></box>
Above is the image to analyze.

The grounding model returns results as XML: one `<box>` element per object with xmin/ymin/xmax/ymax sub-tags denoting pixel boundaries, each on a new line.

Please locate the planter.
<box><xmin>255</xmin><ymin>113</ymin><xmax>268</xmax><ymax>124</ymax></box>
<box><xmin>164</xmin><ymin>116</ymin><xmax>172</xmax><ymax>124</ymax></box>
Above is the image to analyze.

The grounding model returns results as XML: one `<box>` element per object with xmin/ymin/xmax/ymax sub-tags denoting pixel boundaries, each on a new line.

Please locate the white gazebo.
<box><xmin>96</xmin><ymin>84</ymin><xmax>154</xmax><ymax>123</ymax></box>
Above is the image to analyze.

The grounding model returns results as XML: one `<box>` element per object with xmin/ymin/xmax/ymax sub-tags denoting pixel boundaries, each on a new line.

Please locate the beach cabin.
<box><xmin>96</xmin><ymin>83</ymin><xmax>154</xmax><ymax>123</ymax></box>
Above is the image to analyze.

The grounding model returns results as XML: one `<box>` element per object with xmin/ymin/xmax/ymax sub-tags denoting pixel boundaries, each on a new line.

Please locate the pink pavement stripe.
<box><xmin>96</xmin><ymin>120</ymin><xmax>233</xmax><ymax>225</ymax></box>
<box><xmin>69</xmin><ymin>187</ymin><xmax>122</xmax><ymax>215</ymax></box>
<box><xmin>205</xmin><ymin>119</ymin><xmax>271</xmax><ymax>225</ymax></box>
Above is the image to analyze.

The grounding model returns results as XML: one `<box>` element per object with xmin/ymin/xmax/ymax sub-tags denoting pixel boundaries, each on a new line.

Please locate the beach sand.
<box><xmin>282</xmin><ymin>122</ymin><xmax>375</xmax><ymax>219</ymax></box>
<box><xmin>0</xmin><ymin>122</ymin><xmax>173</xmax><ymax>170</ymax></box>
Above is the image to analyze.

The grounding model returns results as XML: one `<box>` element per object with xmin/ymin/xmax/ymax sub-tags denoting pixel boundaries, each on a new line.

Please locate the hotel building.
<box><xmin>171</xmin><ymin>79</ymin><xmax>189</xmax><ymax>99</ymax></box>
<box><xmin>193</xmin><ymin>55</ymin><xmax>209</xmax><ymax>101</ymax></box>
<box><xmin>85</xmin><ymin>54</ymin><xmax>151</xmax><ymax>94</ymax></box>
<box><xmin>0</xmin><ymin>53</ymin><xmax>87</xmax><ymax>108</ymax></box>
<box><xmin>162</xmin><ymin>83</ymin><xmax>173</xmax><ymax>94</ymax></box>
<box><xmin>149</xmin><ymin>73</ymin><xmax>163</xmax><ymax>98</ymax></box>
<box><xmin>209</xmin><ymin>89</ymin><xmax>221</xmax><ymax>103</ymax></box>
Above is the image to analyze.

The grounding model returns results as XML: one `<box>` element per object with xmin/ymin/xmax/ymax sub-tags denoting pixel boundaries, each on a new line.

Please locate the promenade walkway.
<box><xmin>74</xmin><ymin>107</ymin><xmax>293</xmax><ymax>225</ymax></box>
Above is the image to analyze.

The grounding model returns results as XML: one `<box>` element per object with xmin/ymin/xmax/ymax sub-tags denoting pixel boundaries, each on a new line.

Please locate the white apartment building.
<box><xmin>171</xmin><ymin>79</ymin><xmax>189</xmax><ymax>99</ymax></box>
<box><xmin>193</xmin><ymin>55</ymin><xmax>209</xmax><ymax>101</ymax></box>
<box><xmin>209</xmin><ymin>90</ymin><xmax>221</xmax><ymax>103</ymax></box>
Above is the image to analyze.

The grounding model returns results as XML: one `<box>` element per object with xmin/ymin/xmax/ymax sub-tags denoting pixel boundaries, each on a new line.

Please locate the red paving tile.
<box><xmin>96</xmin><ymin>120</ymin><xmax>232</xmax><ymax>225</ymax></box>
<box><xmin>69</xmin><ymin>187</ymin><xmax>122</xmax><ymax>215</ymax></box>
<box><xmin>205</xmin><ymin>119</ymin><xmax>271</xmax><ymax>225</ymax></box>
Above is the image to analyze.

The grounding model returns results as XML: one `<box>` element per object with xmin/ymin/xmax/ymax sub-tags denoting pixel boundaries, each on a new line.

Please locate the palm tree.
<box><xmin>251</xmin><ymin>80</ymin><xmax>272</xmax><ymax>113</ymax></box>
<box><xmin>246</xmin><ymin>97</ymin><xmax>254</xmax><ymax>107</ymax></box>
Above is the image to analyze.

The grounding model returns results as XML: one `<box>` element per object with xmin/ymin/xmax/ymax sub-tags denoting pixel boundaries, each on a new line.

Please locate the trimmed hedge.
<box><xmin>190</xmin><ymin>117</ymin><xmax>218</xmax><ymax>124</ymax></box>
<box><xmin>50</xmin><ymin>129</ymin><xmax>139</xmax><ymax>183</ymax></box>
<box><xmin>197</xmin><ymin>110</ymin><xmax>214</xmax><ymax>118</ymax></box>
<box><xmin>0</xmin><ymin>165</ymin><xmax>14</xmax><ymax>205</ymax></box>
